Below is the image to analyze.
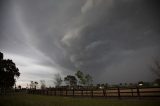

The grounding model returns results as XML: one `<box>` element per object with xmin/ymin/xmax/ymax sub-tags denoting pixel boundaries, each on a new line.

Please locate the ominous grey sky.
<box><xmin>0</xmin><ymin>0</ymin><xmax>160</xmax><ymax>87</ymax></box>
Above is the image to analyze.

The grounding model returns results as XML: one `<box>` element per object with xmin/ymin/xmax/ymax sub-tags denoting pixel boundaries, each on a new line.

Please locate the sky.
<box><xmin>0</xmin><ymin>0</ymin><xmax>160</xmax><ymax>87</ymax></box>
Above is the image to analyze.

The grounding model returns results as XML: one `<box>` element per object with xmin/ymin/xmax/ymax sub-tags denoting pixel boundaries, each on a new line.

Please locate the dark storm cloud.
<box><xmin>0</xmin><ymin>0</ymin><xmax>160</xmax><ymax>86</ymax></box>
<box><xmin>60</xmin><ymin>0</ymin><xmax>160</xmax><ymax>83</ymax></box>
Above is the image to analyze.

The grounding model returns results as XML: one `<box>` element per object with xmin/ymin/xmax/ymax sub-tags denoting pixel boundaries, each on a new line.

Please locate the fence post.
<box><xmin>43</xmin><ymin>90</ymin><xmax>45</xmax><ymax>95</ymax></box>
<box><xmin>66</xmin><ymin>89</ymin><xmax>67</xmax><ymax>96</ymax></box>
<box><xmin>41</xmin><ymin>90</ymin><xmax>42</xmax><ymax>95</ymax></box>
<box><xmin>103</xmin><ymin>89</ymin><xmax>106</xmax><ymax>97</ymax></box>
<box><xmin>47</xmin><ymin>90</ymin><xmax>49</xmax><ymax>95</ymax></box>
<box><xmin>118</xmin><ymin>87</ymin><xmax>121</xmax><ymax>99</ymax></box>
<box><xmin>131</xmin><ymin>88</ymin><xmax>133</xmax><ymax>97</ymax></box>
<box><xmin>59</xmin><ymin>89</ymin><xmax>61</xmax><ymax>96</ymax></box>
<box><xmin>91</xmin><ymin>89</ymin><xmax>93</xmax><ymax>97</ymax></box>
<box><xmin>61</xmin><ymin>88</ymin><xmax>63</xmax><ymax>96</ymax></box>
<box><xmin>73</xmin><ymin>89</ymin><xmax>75</xmax><ymax>96</ymax></box>
<box><xmin>106</xmin><ymin>88</ymin><xmax>107</xmax><ymax>97</ymax></box>
<box><xmin>61</xmin><ymin>89</ymin><xmax>63</xmax><ymax>96</ymax></box>
<box><xmin>54</xmin><ymin>89</ymin><xmax>56</xmax><ymax>96</ymax></box>
<box><xmin>81</xmin><ymin>89</ymin><xmax>83</xmax><ymax>96</ymax></box>
<box><xmin>137</xmin><ymin>87</ymin><xmax>140</xmax><ymax>99</ymax></box>
<box><xmin>50</xmin><ymin>89</ymin><xmax>52</xmax><ymax>96</ymax></box>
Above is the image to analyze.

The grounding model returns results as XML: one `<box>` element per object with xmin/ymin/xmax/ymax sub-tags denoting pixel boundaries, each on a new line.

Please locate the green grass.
<box><xmin>0</xmin><ymin>94</ymin><xmax>160</xmax><ymax>106</ymax></box>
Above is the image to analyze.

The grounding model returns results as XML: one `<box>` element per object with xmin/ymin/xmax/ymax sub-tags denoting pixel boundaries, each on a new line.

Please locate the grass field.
<box><xmin>0</xmin><ymin>94</ymin><xmax>160</xmax><ymax>106</ymax></box>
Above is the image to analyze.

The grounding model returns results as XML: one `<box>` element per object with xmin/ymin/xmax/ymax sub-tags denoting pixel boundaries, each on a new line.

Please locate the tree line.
<box><xmin>54</xmin><ymin>70</ymin><xmax>93</xmax><ymax>88</ymax></box>
<box><xmin>29</xmin><ymin>71</ymin><xmax>93</xmax><ymax>90</ymax></box>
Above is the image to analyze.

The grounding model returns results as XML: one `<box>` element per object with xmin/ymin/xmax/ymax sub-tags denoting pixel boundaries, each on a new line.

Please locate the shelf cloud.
<box><xmin>0</xmin><ymin>0</ymin><xmax>160</xmax><ymax>86</ymax></box>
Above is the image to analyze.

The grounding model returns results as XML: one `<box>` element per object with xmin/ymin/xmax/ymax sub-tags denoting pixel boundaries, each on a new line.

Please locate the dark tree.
<box><xmin>75</xmin><ymin>70</ymin><xmax>93</xmax><ymax>86</ymax></box>
<box><xmin>64</xmin><ymin>75</ymin><xmax>77</xmax><ymax>86</ymax></box>
<box><xmin>0</xmin><ymin>52</ymin><xmax>20</xmax><ymax>89</ymax></box>
<box><xmin>151</xmin><ymin>58</ymin><xmax>160</xmax><ymax>85</ymax></box>
<box><xmin>18</xmin><ymin>85</ymin><xmax>21</xmax><ymax>89</ymax></box>
<box><xmin>155</xmin><ymin>79</ymin><xmax>160</xmax><ymax>85</ymax></box>
<box><xmin>30</xmin><ymin>81</ymin><xmax>38</xmax><ymax>89</ymax></box>
<box><xmin>0</xmin><ymin>52</ymin><xmax>3</xmax><ymax>60</ymax></box>
<box><xmin>85</xmin><ymin>74</ymin><xmax>93</xmax><ymax>86</ymax></box>
<box><xmin>75</xmin><ymin>70</ymin><xmax>86</xmax><ymax>85</ymax></box>
<box><xmin>34</xmin><ymin>81</ymin><xmax>38</xmax><ymax>89</ymax></box>
<box><xmin>30</xmin><ymin>81</ymin><xmax>34</xmax><ymax>89</ymax></box>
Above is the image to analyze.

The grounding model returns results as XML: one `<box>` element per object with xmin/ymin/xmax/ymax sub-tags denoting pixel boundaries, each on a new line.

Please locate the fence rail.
<box><xmin>28</xmin><ymin>87</ymin><xmax>160</xmax><ymax>98</ymax></box>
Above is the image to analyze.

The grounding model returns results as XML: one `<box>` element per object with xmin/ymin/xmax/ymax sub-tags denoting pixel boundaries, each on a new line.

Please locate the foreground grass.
<box><xmin>0</xmin><ymin>94</ymin><xmax>160</xmax><ymax>106</ymax></box>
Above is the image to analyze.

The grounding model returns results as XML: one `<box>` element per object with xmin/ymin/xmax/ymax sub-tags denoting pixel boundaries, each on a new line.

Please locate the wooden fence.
<box><xmin>28</xmin><ymin>87</ymin><xmax>160</xmax><ymax>98</ymax></box>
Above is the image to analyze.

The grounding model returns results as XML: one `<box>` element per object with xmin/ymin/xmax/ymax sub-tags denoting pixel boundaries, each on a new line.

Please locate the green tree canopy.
<box><xmin>64</xmin><ymin>75</ymin><xmax>77</xmax><ymax>86</ymax></box>
<box><xmin>75</xmin><ymin>70</ymin><xmax>86</xmax><ymax>85</ymax></box>
<box><xmin>75</xmin><ymin>70</ymin><xmax>93</xmax><ymax>86</ymax></box>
